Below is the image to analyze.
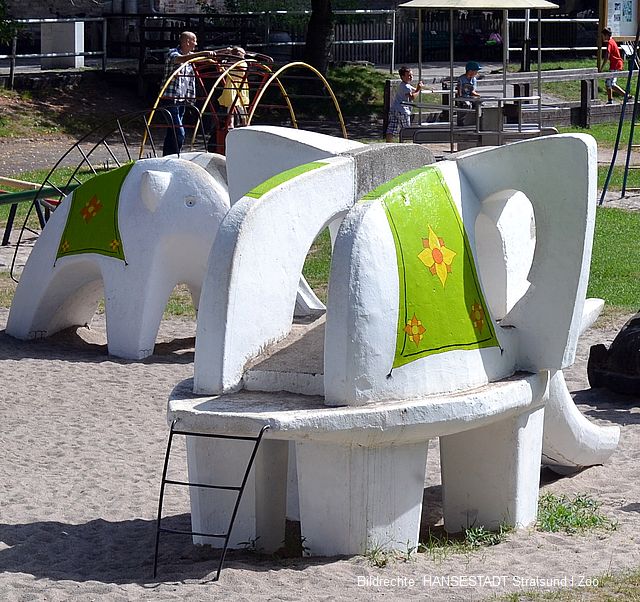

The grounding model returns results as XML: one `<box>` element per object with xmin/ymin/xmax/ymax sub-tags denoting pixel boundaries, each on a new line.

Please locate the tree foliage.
<box><xmin>0</xmin><ymin>0</ymin><xmax>19</xmax><ymax>46</ymax></box>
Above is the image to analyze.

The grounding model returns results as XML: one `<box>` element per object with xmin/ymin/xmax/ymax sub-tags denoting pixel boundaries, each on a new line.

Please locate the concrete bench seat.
<box><xmin>169</xmin><ymin>371</ymin><xmax>547</xmax><ymax>445</ymax></box>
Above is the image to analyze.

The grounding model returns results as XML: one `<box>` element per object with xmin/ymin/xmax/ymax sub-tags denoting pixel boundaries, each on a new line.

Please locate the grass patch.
<box><xmin>163</xmin><ymin>284</ymin><xmax>196</xmax><ymax>319</ymax></box>
<box><xmin>536</xmin><ymin>492</ymin><xmax>617</xmax><ymax>534</ymax></box>
<box><xmin>587</xmin><ymin>207</ymin><xmax>640</xmax><ymax>309</ymax></box>
<box><xmin>419</xmin><ymin>524</ymin><xmax>512</xmax><ymax>563</ymax></box>
<box><xmin>0</xmin><ymin>271</ymin><xmax>16</xmax><ymax>307</ymax></box>
<box><xmin>0</xmin><ymin>88</ymin><xmax>61</xmax><ymax>138</ymax></box>
<box><xmin>302</xmin><ymin>228</ymin><xmax>332</xmax><ymax>303</ymax></box>
<box><xmin>512</xmin><ymin>58</ymin><xmax>637</xmax><ymax>104</ymax></box>
<box><xmin>597</xmin><ymin>165</ymin><xmax>640</xmax><ymax>191</ymax></box>
<box><xmin>560</xmin><ymin>121</ymin><xmax>638</xmax><ymax>149</ymax></box>
<box><xmin>326</xmin><ymin>64</ymin><xmax>387</xmax><ymax>117</ymax></box>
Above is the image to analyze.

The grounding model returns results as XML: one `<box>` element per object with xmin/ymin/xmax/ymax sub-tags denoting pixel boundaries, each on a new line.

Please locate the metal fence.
<box><xmin>0</xmin><ymin>10</ymin><xmax>603</xmax><ymax>89</ymax></box>
<box><xmin>113</xmin><ymin>9</ymin><xmax>396</xmax><ymax>72</ymax></box>
<box><xmin>394</xmin><ymin>13</ymin><xmax>600</xmax><ymax>64</ymax></box>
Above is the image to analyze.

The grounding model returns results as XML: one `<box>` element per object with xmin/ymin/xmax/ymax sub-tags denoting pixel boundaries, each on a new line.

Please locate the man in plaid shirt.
<box><xmin>161</xmin><ymin>31</ymin><xmax>218</xmax><ymax>156</ymax></box>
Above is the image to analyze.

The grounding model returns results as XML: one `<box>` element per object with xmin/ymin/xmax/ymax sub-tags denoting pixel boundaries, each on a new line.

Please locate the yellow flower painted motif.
<box><xmin>404</xmin><ymin>313</ymin><xmax>426</xmax><ymax>346</ymax></box>
<box><xmin>60</xmin><ymin>240</ymin><xmax>70</xmax><ymax>253</ymax></box>
<box><xmin>417</xmin><ymin>225</ymin><xmax>457</xmax><ymax>287</ymax></box>
<box><xmin>109</xmin><ymin>239</ymin><xmax>121</xmax><ymax>252</ymax></box>
<box><xmin>470</xmin><ymin>301</ymin><xmax>485</xmax><ymax>332</ymax></box>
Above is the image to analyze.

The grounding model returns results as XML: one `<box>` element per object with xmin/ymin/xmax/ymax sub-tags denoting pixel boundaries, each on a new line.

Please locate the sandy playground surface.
<box><xmin>0</xmin><ymin>304</ymin><xmax>638</xmax><ymax>601</ymax></box>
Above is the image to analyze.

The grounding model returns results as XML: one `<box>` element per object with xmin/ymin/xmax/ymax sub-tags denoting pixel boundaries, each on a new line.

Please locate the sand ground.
<box><xmin>0</xmin><ymin>304</ymin><xmax>638</xmax><ymax>602</ymax></box>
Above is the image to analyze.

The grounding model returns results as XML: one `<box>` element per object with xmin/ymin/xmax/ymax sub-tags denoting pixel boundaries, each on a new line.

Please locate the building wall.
<box><xmin>157</xmin><ymin>0</ymin><xmax>200</xmax><ymax>13</ymax></box>
<box><xmin>4</xmin><ymin>0</ymin><xmax>396</xmax><ymax>18</ymax></box>
<box><xmin>6</xmin><ymin>0</ymin><xmax>103</xmax><ymax>18</ymax></box>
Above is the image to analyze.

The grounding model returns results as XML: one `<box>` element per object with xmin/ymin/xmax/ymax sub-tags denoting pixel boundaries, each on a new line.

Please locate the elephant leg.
<box><xmin>7</xmin><ymin>258</ymin><xmax>103</xmax><ymax>340</ymax></box>
<box><xmin>101</xmin><ymin>266</ymin><xmax>176</xmax><ymax>359</ymax></box>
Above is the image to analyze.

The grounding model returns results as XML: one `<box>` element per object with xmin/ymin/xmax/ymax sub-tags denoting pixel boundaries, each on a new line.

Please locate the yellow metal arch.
<box><xmin>187</xmin><ymin>58</ymin><xmax>296</xmax><ymax>148</ymax></box>
<box><xmin>142</xmin><ymin>57</ymin><xmax>348</xmax><ymax>156</ymax></box>
<box><xmin>247</xmin><ymin>61</ymin><xmax>348</xmax><ymax>139</ymax></box>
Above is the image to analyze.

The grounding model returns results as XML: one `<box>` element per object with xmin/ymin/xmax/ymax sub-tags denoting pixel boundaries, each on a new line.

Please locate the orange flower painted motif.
<box><xmin>417</xmin><ymin>225</ymin><xmax>457</xmax><ymax>287</ymax></box>
<box><xmin>80</xmin><ymin>195</ymin><xmax>103</xmax><ymax>223</ymax></box>
<box><xmin>109</xmin><ymin>239</ymin><xmax>121</xmax><ymax>252</ymax></box>
<box><xmin>404</xmin><ymin>313</ymin><xmax>426</xmax><ymax>346</ymax></box>
<box><xmin>470</xmin><ymin>301</ymin><xmax>485</xmax><ymax>332</ymax></box>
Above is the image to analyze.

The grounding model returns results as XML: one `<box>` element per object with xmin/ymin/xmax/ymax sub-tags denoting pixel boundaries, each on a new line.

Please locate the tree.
<box><xmin>0</xmin><ymin>0</ymin><xmax>19</xmax><ymax>46</ymax></box>
<box><xmin>303</xmin><ymin>0</ymin><xmax>334</xmax><ymax>75</ymax></box>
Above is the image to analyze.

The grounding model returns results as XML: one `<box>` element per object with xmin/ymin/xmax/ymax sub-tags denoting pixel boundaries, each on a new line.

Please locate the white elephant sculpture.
<box><xmin>6</xmin><ymin>127</ymin><xmax>370</xmax><ymax>359</ymax></box>
<box><xmin>168</xmin><ymin>134</ymin><xmax>619</xmax><ymax>557</ymax></box>
<box><xmin>7</xmin><ymin>156</ymin><xmax>230</xmax><ymax>359</ymax></box>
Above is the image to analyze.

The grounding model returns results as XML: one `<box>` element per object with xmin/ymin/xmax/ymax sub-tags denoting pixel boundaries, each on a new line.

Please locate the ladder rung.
<box><xmin>164</xmin><ymin>478</ymin><xmax>241</xmax><ymax>491</ymax></box>
<box><xmin>172</xmin><ymin>428</ymin><xmax>262</xmax><ymax>441</ymax></box>
<box><xmin>159</xmin><ymin>527</ymin><xmax>227</xmax><ymax>538</ymax></box>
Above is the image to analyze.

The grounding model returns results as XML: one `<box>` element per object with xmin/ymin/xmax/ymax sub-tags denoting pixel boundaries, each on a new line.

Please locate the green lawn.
<box><xmin>512</xmin><ymin>58</ymin><xmax>638</xmax><ymax>104</ymax></box>
<box><xmin>588</xmin><ymin>206</ymin><xmax>640</xmax><ymax>309</ymax></box>
<box><xmin>561</xmin><ymin>121</ymin><xmax>640</xmax><ymax>149</ymax></box>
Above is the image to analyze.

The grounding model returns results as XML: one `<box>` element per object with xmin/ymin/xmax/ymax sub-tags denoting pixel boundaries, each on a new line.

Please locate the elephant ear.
<box><xmin>140</xmin><ymin>170</ymin><xmax>172</xmax><ymax>213</ymax></box>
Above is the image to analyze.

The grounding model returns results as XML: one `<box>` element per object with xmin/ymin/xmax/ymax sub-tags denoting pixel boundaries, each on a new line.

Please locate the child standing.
<box><xmin>386</xmin><ymin>66</ymin><xmax>423</xmax><ymax>142</ymax></box>
<box><xmin>602</xmin><ymin>27</ymin><xmax>626</xmax><ymax>104</ymax></box>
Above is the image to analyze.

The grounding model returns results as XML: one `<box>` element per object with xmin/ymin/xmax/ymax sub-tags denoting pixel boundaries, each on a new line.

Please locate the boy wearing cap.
<box><xmin>385</xmin><ymin>66</ymin><xmax>424</xmax><ymax>142</ymax></box>
<box><xmin>602</xmin><ymin>28</ymin><xmax>626</xmax><ymax>104</ymax></box>
<box><xmin>456</xmin><ymin>61</ymin><xmax>481</xmax><ymax>126</ymax></box>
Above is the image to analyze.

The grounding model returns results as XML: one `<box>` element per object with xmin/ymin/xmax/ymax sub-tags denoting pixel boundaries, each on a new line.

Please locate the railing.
<box><xmin>385</xmin><ymin>67</ymin><xmax>631</xmax><ymax>140</ymax></box>
<box><xmin>397</xmin><ymin>13</ymin><xmax>600</xmax><ymax>64</ymax></box>
<box><xmin>507</xmin><ymin>17</ymin><xmax>601</xmax><ymax>54</ymax></box>
<box><xmin>0</xmin><ymin>17</ymin><xmax>108</xmax><ymax>89</ymax></box>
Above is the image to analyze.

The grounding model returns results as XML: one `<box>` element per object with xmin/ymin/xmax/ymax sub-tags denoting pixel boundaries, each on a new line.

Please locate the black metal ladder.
<box><xmin>153</xmin><ymin>420</ymin><xmax>270</xmax><ymax>581</ymax></box>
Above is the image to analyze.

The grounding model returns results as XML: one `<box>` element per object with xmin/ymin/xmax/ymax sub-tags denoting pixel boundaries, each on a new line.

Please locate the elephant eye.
<box><xmin>185</xmin><ymin>197</ymin><xmax>196</xmax><ymax>207</ymax></box>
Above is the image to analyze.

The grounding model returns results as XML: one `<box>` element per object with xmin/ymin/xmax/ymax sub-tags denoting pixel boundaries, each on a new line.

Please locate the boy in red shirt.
<box><xmin>602</xmin><ymin>27</ymin><xmax>626</xmax><ymax>104</ymax></box>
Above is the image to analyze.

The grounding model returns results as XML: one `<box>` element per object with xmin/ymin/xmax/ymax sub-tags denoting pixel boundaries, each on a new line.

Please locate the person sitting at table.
<box><xmin>456</xmin><ymin>60</ymin><xmax>481</xmax><ymax>126</ymax></box>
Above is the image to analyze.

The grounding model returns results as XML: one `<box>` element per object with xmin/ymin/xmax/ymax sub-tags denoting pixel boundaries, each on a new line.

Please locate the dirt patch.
<box><xmin>1</xmin><ymin>73</ymin><xmax>150</xmax><ymax>137</ymax></box>
<box><xmin>0</xmin><ymin>74</ymin><xmax>155</xmax><ymax>175</ymax></box>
